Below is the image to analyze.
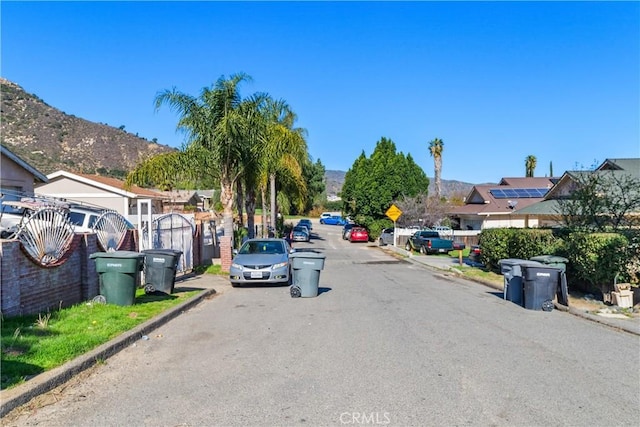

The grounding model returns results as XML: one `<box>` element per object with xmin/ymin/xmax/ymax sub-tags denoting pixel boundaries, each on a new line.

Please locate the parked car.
<box><xmin>291</xmin><ymin>225</ymin><xmax>310</xmax><ymax>242</ymax></box>
<box><xmin>349</xmin><ymin>227</ymin><xmax>369</xmax><ymax>243</ymax></box>
<box><xmin>229</xmin><ymin>238</ymin><xmax>292</xmax><ymax>287</ymax></box>
<box><xmin>342</xmin><ymin>223</ymin><xmax>356</xmax><ymax>240</ymax></box>
<box><xmin>378</xmin><ymin>228</ymin><xmax>395</xmax><ymax>246</ymax></box>
<box><xmin>297</xmin><ymin>218</ymin><xmax>313</xmax><ymax>231</ymax></box>
<box><xmin>320</xmin><ymin>215</ymin><xmax>347</xmax><ymax>225</ymax></box>
<box><xmin>405</xmin><ymin>230</ymin><xmax>455</xmax><ymax>255</ymax></box>
<box><xmin>469</xmin><ymin>245</ymin><xmax>482</xmax><ymax>264</ymax></box>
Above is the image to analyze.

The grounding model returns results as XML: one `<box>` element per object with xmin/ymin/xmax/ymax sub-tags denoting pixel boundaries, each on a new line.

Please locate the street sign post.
<box><xmin>385</xmin><ymin>204</ymin><xmax>403</xmax><ymax>246</ymax></box>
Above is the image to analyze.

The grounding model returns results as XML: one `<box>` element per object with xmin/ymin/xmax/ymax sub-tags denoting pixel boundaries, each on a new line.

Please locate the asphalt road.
<box><xmin>4</xmin><ymin>221</ymin><xmax>639</xmax><ymax>426</ymax></box>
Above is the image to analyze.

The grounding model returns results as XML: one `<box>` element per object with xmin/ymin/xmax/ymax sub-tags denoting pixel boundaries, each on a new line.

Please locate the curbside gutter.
<box><xmin>0</xmin><ymin>277</ymin><xmax>225</xmax><ymax>418</ymax></box>
<box><xmin>379</xmin><ymin>245</ymin><xmax>640</xmax><ymax>337</ymax></box>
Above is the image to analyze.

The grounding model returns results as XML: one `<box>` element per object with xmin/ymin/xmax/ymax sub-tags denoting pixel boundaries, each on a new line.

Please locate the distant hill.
<box><xmin>0</xmin><ymin>78</ymin><xmax>175</xmax><ymax>177</ymax></box>
<box><xmin>324</xmin><ymin>169</ymin><xmax>475</xmax><ymax>199</ymax></box>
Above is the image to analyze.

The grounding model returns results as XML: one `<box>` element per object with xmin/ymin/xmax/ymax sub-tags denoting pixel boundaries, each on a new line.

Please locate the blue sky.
<box><xmin>2</xmin><ymin>1</ymin><xmax>638</xmax><ymax>184</ymax></box>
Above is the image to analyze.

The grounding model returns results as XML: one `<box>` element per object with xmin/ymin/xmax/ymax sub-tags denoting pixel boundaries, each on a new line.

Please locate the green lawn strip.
<box><xmin>1</xmin><ymin>288</ymin><xmax>200</xmax><ymax>390</ymax></box>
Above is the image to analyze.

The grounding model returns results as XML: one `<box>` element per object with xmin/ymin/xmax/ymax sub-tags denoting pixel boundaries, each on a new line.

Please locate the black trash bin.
<box><xmin>522</xmin><ymin>265</ymin><xmax>562</xmax><ymax>311</ymax></box>
<box><xmin>90</xmin><ymin>251</ymin><xmax>145</xmax><ymax>306</ymax></box>
<box><xmin>498</xmin><ymin>259</ymin><xmax>544</xmax><ymax>306</ymax></box>
<box><xmin>142</xmin><ymin>249</ymin><xmax>183</xmax><ymax>294</ymax></box>
<box><xmin>290</xmin><ymin>251</ymin><xmax>326</xmax><ymax>297</ymax></box>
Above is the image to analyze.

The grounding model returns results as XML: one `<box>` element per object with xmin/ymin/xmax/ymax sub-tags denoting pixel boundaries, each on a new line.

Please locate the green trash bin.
<box><xmin>90</xmin><ymin>251</ymin><xmax>145</xmax><ymax>306</ymax></box>
<box><xmin>142</xmin><ymin>249</ymin><xmax>183</xmax><ymax>294</ymax></box>
<box><xmin>290</xmin><ymin>251</ymin><xmax>326</xmax><ymax>297</ymax></box>
<box><xmin>530</xmin><ymin>255</ymin><xmax>569</xmax><ymax>272</ymax></box>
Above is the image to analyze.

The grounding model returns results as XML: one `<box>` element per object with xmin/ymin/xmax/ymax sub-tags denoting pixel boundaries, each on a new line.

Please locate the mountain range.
<box><xmin>1</xmin><ymin>78</ymin><xmax>475</xmax><ymax>197</ymax></box>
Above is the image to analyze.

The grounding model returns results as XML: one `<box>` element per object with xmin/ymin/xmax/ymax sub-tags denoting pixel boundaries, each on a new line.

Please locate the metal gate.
<box><xmin>140</xmin><ymin>213</ymin><xmax>195</xmax><ymax>273</ymax></box>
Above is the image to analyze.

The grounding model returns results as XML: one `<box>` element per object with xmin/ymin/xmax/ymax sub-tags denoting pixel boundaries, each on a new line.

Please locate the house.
<box><xmin>0</xmin><ymin>145</ymin><xmax>49</xmax><ymax>200</ymax></box>
<box><xmin>34</xmin><ymin>170</ymin><xmax>167</xmax><ymax>217</ymax></box>
<box><xmin>195</xmin><ymin>189</ymin><xmax>217</xmax><ymax>211</ymax></box>
<box><xmin>159</xmin><ymin>190</ymin><xmax>201</xmax><ymax>213</ymax></box>
<box><xmin>514</xmin><ymin>158</ymin><xmax>640</xmax><ymax>227</ymax></box>
<box><xmin>448</xmin><ymin>177</ymin><xmax>558</xmax><ymax>230</ymax></box>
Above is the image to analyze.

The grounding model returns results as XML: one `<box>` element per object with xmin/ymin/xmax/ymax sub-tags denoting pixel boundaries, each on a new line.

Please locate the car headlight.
<box><xmin>231</xmin><ymin>263</ymin><xmax>243</xmax><ymax>270</ymax></box>
<box><xmin>272</xmin><ymin>261</ymin><xmax>288</xmax><ymax>269</ymax></box>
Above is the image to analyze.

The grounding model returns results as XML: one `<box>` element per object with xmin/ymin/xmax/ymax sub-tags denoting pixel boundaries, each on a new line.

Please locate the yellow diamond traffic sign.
<box><xmin>385</xmin><ymin>204</ymin><xmax>402</xmax><ymax>222</ymax></box>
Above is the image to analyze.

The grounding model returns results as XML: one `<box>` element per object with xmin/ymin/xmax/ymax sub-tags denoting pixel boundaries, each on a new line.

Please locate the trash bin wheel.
<box><xmin>290</xmin><ymin>286</ymin><xmax>302</xmax><ymax>298</ymax></box>
<box><xmin>92</xmin><ymin>295</ymin><xmax>106</xmax><ymax>304</ymax></box>
<box><xmin>144</xmin><ymin>284</ymin><xmax>156</xmax><ymax>294</ymax></box>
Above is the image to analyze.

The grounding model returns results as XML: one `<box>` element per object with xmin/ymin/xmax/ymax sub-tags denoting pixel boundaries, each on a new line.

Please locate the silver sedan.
<box><xmin>229</xmin><ymin>238</ymin><xmax>292</xmax><ymax>287</ymax></box>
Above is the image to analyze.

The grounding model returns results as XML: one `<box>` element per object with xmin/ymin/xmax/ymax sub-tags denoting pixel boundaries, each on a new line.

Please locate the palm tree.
<box><xmin>255</xmin><ymin>98</ymin><xmax>308</xmax><ymax>235</ymax></box>
<box><xmin>428</xmin><ymin>138</ymin><xmax>444</xmax><ymax>199</ymax></box>
<box><xmin>525</xmin><ymin>155</ymin><xmax>537</xmax><ymax>177</ymax></box>
<box><xmin>152</xmin><ymin>73</ymin><xmax>254</xmax><ymax>243</ymax></box>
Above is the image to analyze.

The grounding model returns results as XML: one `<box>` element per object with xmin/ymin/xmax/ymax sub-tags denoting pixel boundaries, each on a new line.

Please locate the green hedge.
<box><xmin>560</xmin><ymin>232</ymin><xmax>629</xmax><ymax>295</ymax></box>
<box><xmin>478</xmin><ymin>228</ymin><xmax>559</xmax><ymax>271</ymax></box>
<box><xmin>478</xmin><ymin>228</ymin><xmax>636</xmax><ymax>295</ymax></box>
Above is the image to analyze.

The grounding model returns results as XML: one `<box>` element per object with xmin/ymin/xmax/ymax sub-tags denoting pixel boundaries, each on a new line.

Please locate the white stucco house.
<box><xmin>35</xmin><ymin>170</ymin><xmax>167</xmax><ymax>217</ymax></box>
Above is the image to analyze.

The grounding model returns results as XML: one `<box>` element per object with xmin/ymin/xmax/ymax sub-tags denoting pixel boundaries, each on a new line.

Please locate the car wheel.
<box><xmin>405</xmin><ymin>242</ymin><xmax>412</xmax><ymax>251</ymax></box>
<box><xmin>419</xmin><ymin>245</ymin><xmax>427</xmax><ymax>255</ymax></box>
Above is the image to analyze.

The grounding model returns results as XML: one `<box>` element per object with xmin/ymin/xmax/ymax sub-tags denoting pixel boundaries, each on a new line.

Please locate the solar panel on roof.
<box><xmin>489</xmin><ymin>188</ymin><xmax>549</xmax><ymax>199</ymax></box>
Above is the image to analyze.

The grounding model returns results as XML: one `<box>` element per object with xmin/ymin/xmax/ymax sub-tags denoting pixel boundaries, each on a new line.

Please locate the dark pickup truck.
<box><xmin>405</xmin><ymin>230</ymin><xmax>462</xmax><ymax>255</ymax></box>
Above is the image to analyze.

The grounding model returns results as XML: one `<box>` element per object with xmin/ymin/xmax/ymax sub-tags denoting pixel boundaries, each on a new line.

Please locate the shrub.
<box><xmin>562</xmin><ymin>232</ymin><xmax>629</xmax><ymax>295</ymax></box>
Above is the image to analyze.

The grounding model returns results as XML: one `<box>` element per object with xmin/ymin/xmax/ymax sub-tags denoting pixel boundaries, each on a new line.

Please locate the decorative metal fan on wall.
<box><xmin>14</xmin><ymin>207</ymin><xmax>75</xmax><ymax>265</ymax></box>
<box><xmin>92</xmin><ymin>211</ymin><xmax>130</xmax><ymax>252</ymax></box>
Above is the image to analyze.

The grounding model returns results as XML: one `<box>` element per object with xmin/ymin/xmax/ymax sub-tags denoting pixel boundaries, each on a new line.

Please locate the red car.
<box><xmin>349</xmin><ymin>227</ymin><xmax>369</xmax><ymax>243</ymax></box>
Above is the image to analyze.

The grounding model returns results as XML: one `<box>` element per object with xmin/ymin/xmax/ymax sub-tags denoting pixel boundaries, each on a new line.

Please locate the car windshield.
<box><xmin>238</xmin><ymin>240</ymin><xmax>284</xmax><ymax>255</ymax></box>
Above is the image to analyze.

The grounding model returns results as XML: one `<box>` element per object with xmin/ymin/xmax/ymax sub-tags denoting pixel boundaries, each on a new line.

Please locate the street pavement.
<box><xmin>1</xmin><ymin>243</ymin><xmax>638</xmax><ymax>418</ymax></box>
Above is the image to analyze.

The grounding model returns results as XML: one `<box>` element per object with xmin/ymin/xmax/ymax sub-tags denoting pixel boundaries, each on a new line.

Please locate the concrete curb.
<box><xmin>0</xmin><ymin>277</ymin><xmax>224</xmax><ymax>418</ymax></box>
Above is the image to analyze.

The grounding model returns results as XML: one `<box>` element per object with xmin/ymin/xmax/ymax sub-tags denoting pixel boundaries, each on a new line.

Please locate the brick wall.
<box><xmin>220</xmin><ymin>236</ymin><xmax>232</xmax><ymax>272</ymax></box>
<box><xmin>0</xmin><ymin>234</ymin><xmax>99</xmax><ymax>317</ymax></box>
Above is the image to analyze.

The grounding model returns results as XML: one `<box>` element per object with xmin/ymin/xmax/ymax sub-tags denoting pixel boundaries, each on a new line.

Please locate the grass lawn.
<box><xmin>1</xmin><ymin>287</ymin><xmax>201</xmax><ymax>390</ymax></box>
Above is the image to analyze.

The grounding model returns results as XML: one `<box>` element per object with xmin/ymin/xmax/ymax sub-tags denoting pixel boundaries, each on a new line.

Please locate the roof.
<box><xmin>45</xmin><ymin>170</ymin><xmax>168</xmax><ymax>199</ymax></box>
<box><xmin>449</xmin><ymin>177</ymin><xmax>556</xmax><ymax>217</ymax></box>
<box><xmin>1</xmin><ymin>145</ymin><xmax>49</xmax><ymax>183</ymax></box>
<box><xmin>597</xmin><ymin>158</ymin><xmax>640</xmax><ymax>173</ymax></box>
<box><xmin>159</xmin><ymin>190</ymin><xmax>199</xmax><ymax>204</ymax></box>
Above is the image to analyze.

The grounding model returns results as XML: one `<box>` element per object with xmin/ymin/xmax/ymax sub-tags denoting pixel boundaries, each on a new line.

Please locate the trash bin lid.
<box><xmin>530</xmin><ymin>255</ymin><xmax>568</xmax><ymax>263</ymax></box>
<box><xmin>90</xmin><ymin>251</ymin><xmax>145</xmax><ymax>259</ymax></box>
<box><xmin>142</xmin><ymin>249</ymin><xmax>183</xmax><ymax>256</ymax></box>
<box><xmin>499</xmin><ymin>258</ymin><xmax>544</xmax><ymax>267</ymax></box>
<box><xmin>290</xmin><ymin>250</ymin><xmax>326</xmax><ymax>260</ymax></box>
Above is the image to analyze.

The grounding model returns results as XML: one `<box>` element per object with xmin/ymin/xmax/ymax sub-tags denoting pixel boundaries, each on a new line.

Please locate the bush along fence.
<box><xmin>477</xmin><ymin>227</ymin><xmax>640</xmax><ymax>297</ymax></box>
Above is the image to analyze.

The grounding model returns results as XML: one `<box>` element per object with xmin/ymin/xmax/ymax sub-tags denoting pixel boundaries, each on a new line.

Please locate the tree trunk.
<box><xmin>435</xmin><ymin>156</ymin><xmax>442</xmax><ymax>200</ymax></box>
<box><xmin>220</xmin><ymin>178</ymin><xmax>235</xmax><ymax>248</ymax></box>
<box><xmin>236</xmin><ymin>180</ymin><xmax>244</xmax><ymax>228</ymax></box>
<box><xmin>270</xmin><ymin>173</ymin><xmax>277</xmax><ymax>236</ymax></box>
<box><xmin>245</xmin><ymin>186</ymin><xmax>257</xmax><ymax>239</ymax></box>
<box><xmin>261</xmin><ymin>188</ymin><xmax>268</xmax><ymax>238</ymax></box>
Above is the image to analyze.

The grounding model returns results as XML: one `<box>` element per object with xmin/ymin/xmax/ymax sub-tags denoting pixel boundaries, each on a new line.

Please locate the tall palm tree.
<box><xmin>153</xmin><ymin>73</ymin><xmax>253</xmax><ymax>243</ymax></box>
<box><xmin>428</xmin><ymin>138</ymin><xmax>444</xmax><ymax>199</ymax></box>
<box><xmin>525</xmin><ymin>155</ymin><xmax>537</xmax><ymax>177</ymax></box>
<box><xmin>255</xmin><ymin>98</ymin><xmax>308</xmax><ymax>235</ymax></box>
